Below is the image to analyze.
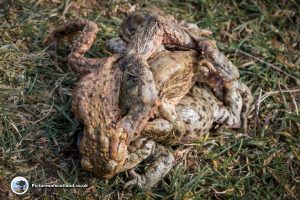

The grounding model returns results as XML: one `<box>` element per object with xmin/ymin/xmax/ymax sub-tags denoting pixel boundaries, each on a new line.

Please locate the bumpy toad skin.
<box><xmin>117</xmin><ymin>7</ymin><xmax>241</xmax><ymax>139</ymax></box>
<box><xmin>142</xmin><ymin>81</ymin><xmax>252</xmax><ymax>145</ymax></box>
<box><xmin>119</xmin><ymin>7</ymin><xmax>240</xmax><ymax>81</ymax></box>
<box><xmin>115</xmin><ymin>48</ymin><xmax>252</xmax><ymax>188</ymax></box>
<box><xmin>43</xmin><ymin>19</ymin><xmax>177</xmax><ymax>182</ymax></box>
<box><xmin>107</xmin><ymin>37</ymin><xmax>252</xmax><ymax>131</ymax></box>
<box><xmin>43</xmin><ymin>11</ymin><xmax>252</xmax><ymax>188</ymax></box>
<box><xmin>105</xmin><ymin>32</ymin><xmax>251</xmax><ymax>189</ymax></box>
<box><xmin>114</xmin><ymin>48</ymin><xmax>252</xmax><ymax>188</ymax></box>
<box><xmin>123</xmin><ymin>81</ymin><xmax>252</xmax><ymax>189</ymax></box>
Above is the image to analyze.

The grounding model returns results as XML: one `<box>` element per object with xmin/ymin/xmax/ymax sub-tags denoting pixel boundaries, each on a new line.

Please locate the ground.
<box><xmin>0</xmin><ymin>0</ymin><xmax>299</xmax><ymax>199</ymax></box>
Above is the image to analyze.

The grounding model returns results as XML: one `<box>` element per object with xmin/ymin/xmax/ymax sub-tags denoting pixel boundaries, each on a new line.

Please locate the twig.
<box><xmin>62</xmin><ymin>0</ymin><xmax>73</xmax><ymax>21</ymax></box>
<box><xmin>237</xmin><ymin>50</ymin><xmax>299</xmax><ymax>81</ymax></box>
<box><xmin>254</xmin><ymin>89</ymin><xmax>263</xmax><ymax>134</ymax></box>
<box><xmin>280</xmin><ymin>83</ymin><xmax>299</xmax><ymax>115</ymax></box>
<box><xmin>251</xmin><ymin>89</ymin><xmax>300</xmax><ymax>113</ymax></box>
<box><xmin>32</xmin><ymin>97</ymin><xmax>55</xmax><ymax>124</ymax></box>
<box><xmin>267</xmin><ymin>168</ymin><xmax>298</xmax><ymax>200</ymax></box>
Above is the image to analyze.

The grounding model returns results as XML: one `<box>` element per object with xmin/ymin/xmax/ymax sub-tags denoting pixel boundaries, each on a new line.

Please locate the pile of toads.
<box><xmin>44</xmin><ymin>7</ymin><xmax>253</xmax><ymax>190</ymax></box>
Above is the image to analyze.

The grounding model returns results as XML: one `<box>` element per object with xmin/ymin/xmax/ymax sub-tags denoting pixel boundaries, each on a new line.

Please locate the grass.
<box><xmin>0</xmin><ymin>0</ymin><xmax>299</xmax><ymax>199</ymax></box>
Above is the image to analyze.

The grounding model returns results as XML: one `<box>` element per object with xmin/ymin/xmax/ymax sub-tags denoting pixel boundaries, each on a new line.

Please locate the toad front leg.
<box><xmin>197</xmin><ymin>39</ymin><xmax>240</xmax><ymax>82</ymax></box>
<box><xmin>116</xmin><ymin>55</ymin><xmax>160</xmax><ymax>138</ymax></box>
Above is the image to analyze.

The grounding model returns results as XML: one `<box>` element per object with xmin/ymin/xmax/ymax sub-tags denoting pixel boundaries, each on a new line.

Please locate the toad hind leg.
<box><xmin>141</xmin><ymin>118</ymin><xmax>183</xmax><ymax>145</ymax></box>
<box><xmin>44</xmin><ymin>19</ymin><xmax>107</xmax><ymax>75</ymax></box>
<box><xmin>111</xmin><ymin>138</ymin><xmax>174</xmax><ymax>190</ymax></box>
<box><xmin>124</xmin><ymin>140</ymin><xmax>174</xmax><ymax>190</ymax></box>
<box><xmin>120</xmin><ymin>138</ymin><xmax>156</xmax><ymax>172</ymax></box>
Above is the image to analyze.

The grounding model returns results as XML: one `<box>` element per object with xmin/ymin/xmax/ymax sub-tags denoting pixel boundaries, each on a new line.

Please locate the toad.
<box><xmin>116</xmin><ymin>7</ymin><xmax>241</xmax><ymax>139</ymax></box>
<box><xmin>106</xmin><ymin>38</ymin><xmax>252</xmax><ymax>188</ymax></box>
<box><xmin>43</xmin><ymin>10</ymin><xmax>252</xmax><ymax>188</ymax></box>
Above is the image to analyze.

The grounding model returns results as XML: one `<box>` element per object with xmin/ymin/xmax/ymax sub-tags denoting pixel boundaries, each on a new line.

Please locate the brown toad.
<box><xmin>124</xmin><ymin>82</ymin><xmax>251</xmax><ymax>189</ymax></box>
<box><xmin>107</xmin><ymin>37</ymin><xmax>252</xmax><ymax>142</ymax></box>
<box><xmin>43</xmin><ymin>9</ymin><xmax>252</xmax><ymax>188</ymax></box>
<box><xmin>116</xmin><ymin>7</ymin><xmax>243</xmax><ymax>140</ymax></box>
<box><xmin>42</xmin><ymin>18</ymin><xmax>195</xmax><ymax>180</ymax></box>
<box><xmin>44</xmin><ymin>7</ymin><xmax>242</xmax><ymax>140</ymax></box>
<box><xmin>106</xmin><ymin>38</ymin><xmax>252</xmax><ymax>188</ymax></box>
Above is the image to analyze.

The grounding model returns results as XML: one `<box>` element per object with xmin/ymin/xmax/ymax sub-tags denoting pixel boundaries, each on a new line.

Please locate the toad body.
<box><xmin>43</xmin><ymin>8</ymin><xmax>252</xmax><ymax>189</ymax></box>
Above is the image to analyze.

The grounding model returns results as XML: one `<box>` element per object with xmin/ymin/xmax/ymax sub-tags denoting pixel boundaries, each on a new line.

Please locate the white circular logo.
<box><xmin>10</xmin><ymin>177</ymin><xmax>29</xmax><ymax>195</ymax></box>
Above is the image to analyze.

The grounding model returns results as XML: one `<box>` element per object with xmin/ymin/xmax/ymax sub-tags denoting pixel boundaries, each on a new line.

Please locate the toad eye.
<box><xmin>127</xmin><ymin>27</ymin><xmax>136</xmax><ymax>36</ymax></box>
